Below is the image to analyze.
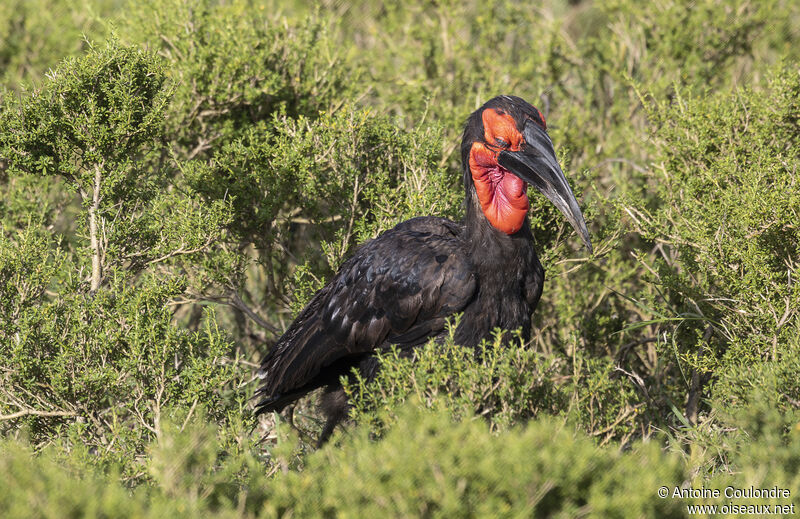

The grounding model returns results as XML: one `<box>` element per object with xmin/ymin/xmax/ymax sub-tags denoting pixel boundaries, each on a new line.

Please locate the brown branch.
<box><xmin>781</xmin><ymin>393</ymin><xmax>800</xmax><ymax>409</ymax></box>
<box><xmin>614</xmin><ymin>366</ymin><xmax>650</xmax><ymax>399</ymax></box>
<box><xmin>145</xmin><ymin>235</ymin><xmax>215</xmax><ymax>265</ymax></box>
<box><xmin>686</xmin><ymin>326</ymin><xmax>714</xmax><ymax>426</ymax></box>
<box><xmin>229</xmin><ymin>292</ymin><xmax>281</xmax><ymax>335</ymax></box>
<box><xmin>89</xmin><ymin>163</ymin><xmax>103</xmax><ymax>292</ymax></box>
<box><xmin>186</xmin><ymin>137</ymin><xmax>211</xmax><ymax>161</ymax></box>
<box><xmin>0</xmin><ymin>408</ymin><xmax>76</xmax><ymax>421</ymax></box>
<box><xmin>591</xmin><ymin>404</ymin><xmax>641</xmax><ymax>438</ymax></box>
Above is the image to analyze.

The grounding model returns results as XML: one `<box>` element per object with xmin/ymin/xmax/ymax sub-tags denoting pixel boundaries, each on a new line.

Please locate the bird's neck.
<box><xmin>456</xmin><ymin>190</ymin><xmax>543</xmax><ymax>346</ymax></box>
<box><xmin>464</xmin><ymin>189</ymin><xmax>536</xmax><ymax>260</ymax></box>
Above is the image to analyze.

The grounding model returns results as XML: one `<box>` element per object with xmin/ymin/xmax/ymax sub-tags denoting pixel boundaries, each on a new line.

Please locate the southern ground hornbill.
<box><xmin>255</xmin><ymin>95</ymin><xmax>592</xmax><ymax>444</ymax></box>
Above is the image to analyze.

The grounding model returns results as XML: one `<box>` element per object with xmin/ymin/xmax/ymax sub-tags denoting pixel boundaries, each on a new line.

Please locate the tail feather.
<box><xmin>254</xmin><ymin>352</ymin><xmax>370</xmax><ymax>415</ymax></box>
<box><xmin>253</xmin><ymin>382</ymin><xmax>322</xmax><ymax>415</ymax></box>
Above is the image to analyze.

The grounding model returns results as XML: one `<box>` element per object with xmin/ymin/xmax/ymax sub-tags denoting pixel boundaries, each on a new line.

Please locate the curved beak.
<box><xmin>498</xmin><ymin>120</ymin><xmax>592</xmax><ymax>253</ymax></box>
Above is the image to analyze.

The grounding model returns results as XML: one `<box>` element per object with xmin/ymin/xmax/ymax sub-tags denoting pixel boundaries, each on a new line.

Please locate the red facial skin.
<box><xmin>469</xmin><ymin>108</ymin><xmax>529</xmax><ymax>235</ymax></box>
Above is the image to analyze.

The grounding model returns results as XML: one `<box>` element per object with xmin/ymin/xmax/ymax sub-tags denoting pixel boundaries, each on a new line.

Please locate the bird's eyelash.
<box><xmin>483</xmin><ymin>139</ymin><xmax>506</xmax><ymax>153</ymax></box>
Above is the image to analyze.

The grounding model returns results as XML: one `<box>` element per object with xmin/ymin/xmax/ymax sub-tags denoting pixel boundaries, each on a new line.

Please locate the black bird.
<box><xmin>255</xmin><ymin>95</ymin><xmax>592</xmax><ymax>444</ymax></box>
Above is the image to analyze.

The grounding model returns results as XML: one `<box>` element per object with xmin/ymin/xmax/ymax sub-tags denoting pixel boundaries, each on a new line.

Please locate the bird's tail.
<box><xmin>253</xmin><ymin>379</ymin><xmax>324</xmax><ymax>415</ymax></box>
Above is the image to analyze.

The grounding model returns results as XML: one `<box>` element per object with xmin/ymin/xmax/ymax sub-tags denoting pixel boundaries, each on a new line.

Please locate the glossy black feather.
<box><xmin>255</xmin><ymin>217</ymin><xmax>478</xmax><ymax>414</ymax></box>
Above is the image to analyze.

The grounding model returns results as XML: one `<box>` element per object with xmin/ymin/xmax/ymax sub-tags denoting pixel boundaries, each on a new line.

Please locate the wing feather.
<box><xmin>255</xmin><ymin>217</ymin><xmax>475</xmax><ymax>413</ymax></box>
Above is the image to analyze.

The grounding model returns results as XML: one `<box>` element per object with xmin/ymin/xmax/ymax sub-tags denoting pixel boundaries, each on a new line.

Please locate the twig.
<box><xmin>686</xmin><ymin>326</ymin><xmax>713</xmax><ymax>426</ymax></box>
<box><xmin>89</xmin><ymin>163</ymin><xmax>103</xmax><ymax>292</ymax></box>
<box><xmin>229</xmin><ymin>292</ymin><xmax>281</xmax><ymax>334</ymax></box>
<box><xmin>592</xmin><ymin>404</ymin><xmax>639</xmax><ymax>438</ymax></box>
<box><xmin>590</xmin><ymin>157</ymin><xmax>648</xmax><ymax>174</ymax></box>
<box><xmin>0</xmin><ymin>409</ymin><xmax>76</xmax><ymax>421</ymax></box>
<box><xmin>782</xmin><ymin>393</ymin><xmax>800</xmax><ymax>409</ymax></box>
<box><xmin>145</xmin><ymin>235</ymin><xmax>215</xmax><ymax>265</ymax></box>
<box><xmin>180</xmin><ymin>399</ymin><xmax>199</xmax><ymax>432</ymax></box>
<box><xmin>614</xmin><ymin>367</ymin><xmax>650</xmax><ymax>399</ymax></box>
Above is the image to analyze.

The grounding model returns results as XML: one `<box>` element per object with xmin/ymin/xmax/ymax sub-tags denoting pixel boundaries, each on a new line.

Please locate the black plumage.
<box><xmin>255</xmin><ymin>95</ymin><xmax>590</xmax><ymax>444</ymax></box>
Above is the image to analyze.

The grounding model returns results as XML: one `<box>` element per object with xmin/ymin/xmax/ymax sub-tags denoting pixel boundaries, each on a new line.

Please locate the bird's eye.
<box><xmin>494</xmin><ymin>137</ymin><xmax>509</xmax><ymax>148</ymax></box>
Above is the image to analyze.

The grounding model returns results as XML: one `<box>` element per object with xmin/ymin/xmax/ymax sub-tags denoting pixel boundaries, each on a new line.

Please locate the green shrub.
<box><xmin>344</xmin><ymin>324</ymin><xmax>566</xmax><ymax>436</ymax></box>
<box><xmin>0</xmin><ymin>37</ymin><xmax>172</xmax><ymax>287</ymax></box>
<box><xmin>0</xmin><ymin>237</ymin><xmax>245</xmax><ymax>480</ymax></box>
<box><xmin>0</xmin><ymin>0</ymin><xmax>116</xmax><ymax>91</ymax></box>
<box><xmin>265</xmin><ymin>403</ymin><xmax>687</xmax><ymax>519</ymax></box>
<box><xmin>0</xmin><ymin>402</ymin><xmax>689</xmax><ymax>518</ymax></box>
<box><xmin>3</xmin><ymin>397</ymin><xmax>798</xmax><ymax>517</ymax></box>
<box><xmin>120</xmin><ymin>0</ymin><xmax>354</xmax><ymax>161</ymax></box>
<box><xmin>2</xmin><ymin>0</ymin><xmax>800</xmax><ymax>514</ymax></box>
<box><xmin>625</xmin><ymin>65</ymin><xmax>800</xmax><ymax>423</ymax></box>
<box><xmin>0</xmin><ymin>39</ymin><xmax>249</xmax><ymax>481</ymax></box>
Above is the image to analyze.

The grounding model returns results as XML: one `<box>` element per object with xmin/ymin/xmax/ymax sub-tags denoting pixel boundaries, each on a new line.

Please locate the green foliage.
<box><xmin>0</xmin><ymin>38</ymin><xmax>182</xmax><ymax>289</ymax></box>
<box><xmin>345</xmin><ymin>324</ymin><xmax>566</xmax><ymax>435</ymax></box>
<box><xmin>265</xmin><ymin>403</ymin><xmax>687</xmax><ymax>519</ymax></box>
<box><xmin>0</xmin><ymin>225</ymin><xmax>64</xmax><ymax>331</ymax></box>
<box><xmin>0</xmin><ymin>0</ymin><xmax>116</xmax><ymax>91</ymax></box>
<box><xmin>595</xmin><ymin>0</ymin><xmax>772</xmax><ymax>90</ymax></box>
<box><xmin>1</xmin><ymin>0</ymin><xmax>800</xmax><ymax>514</ymax></box>
<box><xmin>722</xmin><ymin>391</ymin><xmax>800</xmax><ymax>492</ymax></box>
<box><xmin>0</xmin><ymin>240</ymin><xmax>246</xmax><ymax>479</ymax></box>
<box><xmin>625</xmin><ymin>65</ymin><xmax>800</xmax><ymax>422</ymax></box>
<box><xmin>0</xmin><ymin>39</ymin><xmax>247</xmax><ymax>481</ymax></box>
<box><xmin>4</xmin><ymin>399</ymin><xmax>800</xmax><ymax>518</ymax></box>
<box><xmin>120</xmin><ymin>0</ymin><xmax>353</xmax><ymax>160</ymax></box>
<box><xmin>0</xmin><ymin>403</ymin><xmax>690</xmax><ymax>518</ymax></box>
<box><xmin>0</xmin><ymin>38</ymin><xmax>167</xmax><ymax>184</ymax></box>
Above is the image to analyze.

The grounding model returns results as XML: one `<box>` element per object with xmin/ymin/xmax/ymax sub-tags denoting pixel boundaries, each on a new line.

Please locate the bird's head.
<box><xmin>461</xmin><ymin>95</ymin><xmax>592</xmax><ymax>252</ymax></box>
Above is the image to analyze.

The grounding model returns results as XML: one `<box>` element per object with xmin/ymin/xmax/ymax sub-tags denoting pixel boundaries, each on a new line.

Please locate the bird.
<box><xmin>255</xmin><ymin>95</ymin><xmax>592</xmax><ymax>445</ymax></box>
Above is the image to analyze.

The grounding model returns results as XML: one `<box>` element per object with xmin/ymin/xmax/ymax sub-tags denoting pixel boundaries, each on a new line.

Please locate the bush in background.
<box><xmin>1</xmin><ymin>0</ymin><xmax>800</xmax><ymax>514</ymax></box>
<box><xmin>626</xmin><ymin>65</ymin><xmax>800</xmax><ymax>425</ymax></box>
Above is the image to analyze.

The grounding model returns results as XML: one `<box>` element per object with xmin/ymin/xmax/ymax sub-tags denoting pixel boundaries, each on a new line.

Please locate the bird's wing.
<box><xmin>255</xmin><ymin>217</ymin><xmax>476</xmax><ymax>412</ymax></box>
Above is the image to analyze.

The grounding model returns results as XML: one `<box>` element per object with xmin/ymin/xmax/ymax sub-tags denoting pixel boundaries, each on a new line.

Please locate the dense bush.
<box><xmin>0</xmin><ymin>0</ymin><xmax>116</xmax><ymax>91</ymax></box>
<box><xmin>0</xmin><ymin>38</ymin><xmax>249</xmax><ymax>481</ymax></box>
<box><xmin>627</xmin><ymin>65</ymin><xmax>800</xmax><ymax>411</ymax></box>
<box><xmin>344</xmin><ymin>325</ymin><xmax>567</xmax><ymax>436</ymax></box>
<box><xmin>1</xmin><ymin>399</ymin><xmax>798</xmax><ymax>518</ymax></box>
<box><xmin>1</xmin><ymin>0</ymin><xmax>800</xmax><ymax>515</ymax></box>
<box><xmin>121</xmin><ymin>0</ymin><xmax>354</xmax><ymax>161</ymax></box>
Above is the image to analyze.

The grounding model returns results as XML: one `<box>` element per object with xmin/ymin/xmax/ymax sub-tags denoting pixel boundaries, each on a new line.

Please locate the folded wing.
<box><xmin>254</xmin><ymin>217</ymin><xmax>477</xmax><ymax>414</ymax></box>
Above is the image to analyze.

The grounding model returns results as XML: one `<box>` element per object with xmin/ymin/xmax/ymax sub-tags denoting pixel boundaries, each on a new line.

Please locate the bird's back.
<box><xmin>255</xmin><ymin>216</ymin><xmax>477</xmax><ymax>414</ymax></box>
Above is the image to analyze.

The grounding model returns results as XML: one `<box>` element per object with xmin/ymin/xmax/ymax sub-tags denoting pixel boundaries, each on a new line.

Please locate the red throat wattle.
<box><xmin>469</xmin><ymin>109</ymin><xmax>529</xmax><ymax>235</ymax></box>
